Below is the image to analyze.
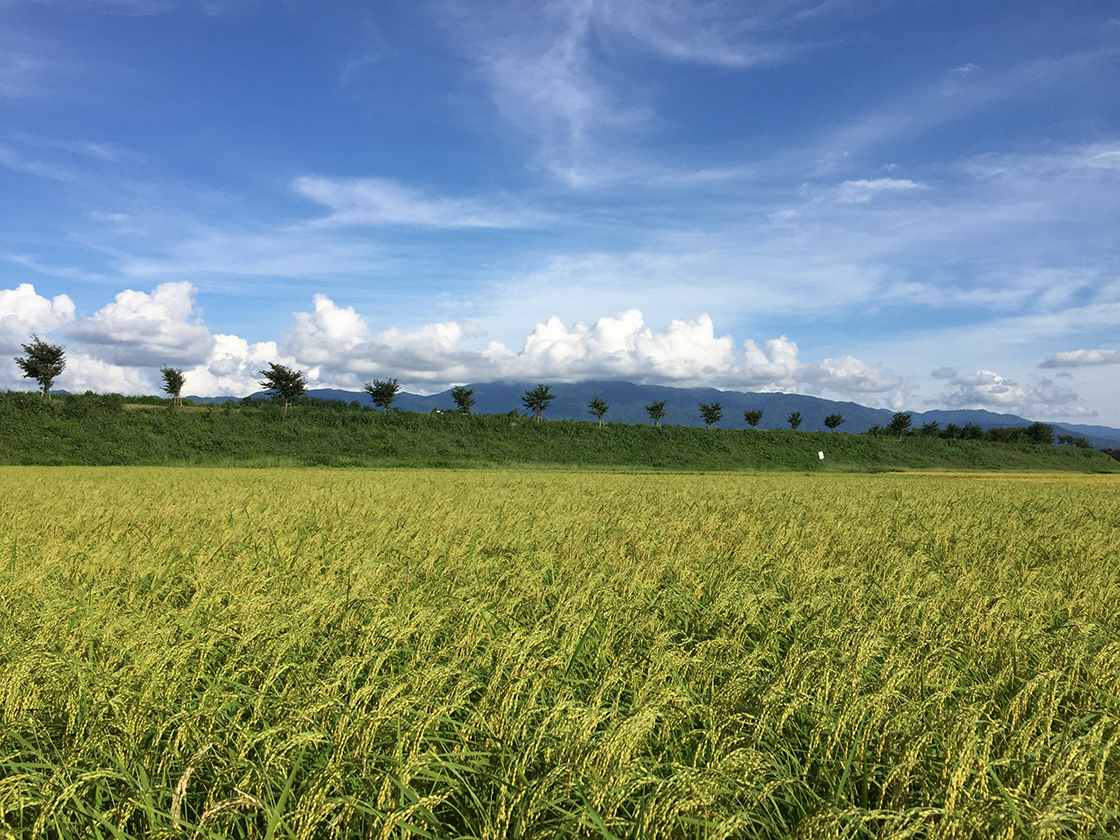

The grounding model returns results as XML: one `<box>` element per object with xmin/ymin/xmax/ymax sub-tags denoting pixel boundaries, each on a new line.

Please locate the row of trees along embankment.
<box><xmin>1</xmin><ymin>390</ymin><xmax>1116</xmax><ymax>472</ymax></box>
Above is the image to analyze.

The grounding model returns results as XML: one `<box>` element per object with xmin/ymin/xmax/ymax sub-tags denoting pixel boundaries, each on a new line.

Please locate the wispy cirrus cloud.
<box><xmin>821</xmin><ymin>48</ymin><xmax>1120</xmax><ymax>168</ymax></box>
<box><xmin>294</xmin><ymin>176</ymin><xmax>545</xmax><ymax>228</ymax></box>
<box><xmin>591</xmin><ymin>0</ymin><xmax>849</xmax><ymax>69</ymax></box>
<box><xmin>439</xmin><ymin>0</ymin><xmax>845</xmax><ymax>186</ymax></box>
<box><xmin>834</xmin><ymin>178</ymin><xmax>924</xmax><ymax>203</ymax></box>
<box><xmin>0</xmin><ymin>146</ymin><xmax>78</xmax><ymax>182</ymax></box>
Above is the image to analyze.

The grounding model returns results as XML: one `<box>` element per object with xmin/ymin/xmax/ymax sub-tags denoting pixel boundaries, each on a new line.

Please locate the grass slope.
<box><xmin>1</xmin><ymin>392</ymin><xmax>1116</xmax><ymax>472</ymax></box>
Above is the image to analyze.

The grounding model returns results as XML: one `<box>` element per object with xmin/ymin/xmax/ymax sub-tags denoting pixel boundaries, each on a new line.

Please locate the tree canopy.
<box><xmin>887</xmin><ymin>411</ymin><xmax>913</xmax><ymax>439</ymax></box>
<box><xmin>787</xmin><ymin>411</ymin><xmax>802</xmax><ymax>430</ymax></box>
<box><xmin>824</xmin><ymin>413</ymin><xmax>844</xmax><ymax>431</ymax></box>
<box><xmin>521</xmin><ymin>384</ymin><xmax>555</xmax><ymax>422</ymax></box>
<box><xmin>587</xmin><ymin>397</ymin><xmax>609</xmax><ymax>426</ymax></box>
<box><xmin>160</xmin><ymin>366</ymin><xmax>185</xmax><ymax>407</ymax></box>
<box><xmin>743</xmin><ymin>409</ymin><xmax>763</xmax><ymax>428</ymax></box>
<box><xmin>698</xmin><ymin>402</ymin><xmax>723</xmax><ymax>428</ymax></box>
<box><xmin>450</xmin><ymin>386</ymin><xmax>475</xmax><ymax>415</ymax></box>
<box><xmin>645</xmin><ymin>400</ymin><xmax>667</xmax><ymax>426</ymax></box>
<box><xmin>259</xmin><ymin>363</ymin><xmax>307</xmax><ymax>408</ymax></box>
<box><xmin>15</xmin><ymin>336</ymin><xmax>65</xmax><ymax>399</ymax></box>
<box><xmin>365</xmin><ymin>379</ymin><xmax>401</xmax><ymax>411</ymax></box>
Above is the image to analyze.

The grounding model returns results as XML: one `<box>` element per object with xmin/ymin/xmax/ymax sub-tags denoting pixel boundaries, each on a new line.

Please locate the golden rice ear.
<box><xmin>171</xmin><ymin>742</ymin><xmax>221</xmax><ymax>823</ymax></box>
<box><xmin>198</xmin><ymin>789</ymin><xmax>264</xmax><ymax>825</ymax></box>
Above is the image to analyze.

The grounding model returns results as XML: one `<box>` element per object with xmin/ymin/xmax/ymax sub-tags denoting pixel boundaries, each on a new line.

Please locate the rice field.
<box><xmin>0</xmin><ymin>467</ymin><xmax>1118</xmax><ymax>839</ymax></box>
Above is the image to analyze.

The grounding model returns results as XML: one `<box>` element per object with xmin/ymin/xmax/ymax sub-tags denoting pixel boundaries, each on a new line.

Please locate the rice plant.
<box><xmin>0</xmin><ymin>468</ymin><xmax>1117</xmax><ymax>838</ymax></box>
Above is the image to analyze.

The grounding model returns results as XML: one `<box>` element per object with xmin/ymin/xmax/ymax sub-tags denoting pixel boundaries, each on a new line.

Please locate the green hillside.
<box><xmin>1</xmin><ymin>391</ymin><xmax>1115</xmax><ymax>472</ymax></box>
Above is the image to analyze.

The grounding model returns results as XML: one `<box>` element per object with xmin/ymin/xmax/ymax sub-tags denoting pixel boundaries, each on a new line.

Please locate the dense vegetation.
<box><xmin>0</xmin><ymin>391</ymin><xmax>1116</xmax><ymax>472</ymax></box>
<box><xmin>1</xmin><ymin>468</ymin><xmax>1117</xmax><ymax>838</ymax></box>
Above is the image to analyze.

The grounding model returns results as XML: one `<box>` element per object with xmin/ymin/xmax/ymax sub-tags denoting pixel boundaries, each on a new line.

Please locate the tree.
<box><xmin>699</xmin><ymin>401</ymin><xmax>723</xmax><ymax>428</ymax></box>
<box><xmin>920</xmin><ymin>421</ymin><xmax>941</xmax><ymax>436</ymax></box>
<box><xmin>645</xmin><ymin>400</ymin><xmax>667</xmax><ymax>426</ymax></box>
<box><xmin>1025</xmin><ymin>422</ymin><xmax>1054</xmax><ymax>445</ymax></box>
<box><xmin>743</xmin><ymin>409</ymin><xmax>763</xmax><ymax>428</ymax></box>
<box><xmin>588</xmin><ymin>397</ymin><xmax>609</xmax><ymax>426</ymax></box>
<box><xmin>521</xmin><ymin>384</ymin><xmax>554</xmax><ymax>423</ymax></box>
<box><xmin>787</xmin><ymin>411</ymin><xmax>802</xmax><ymax>430</ymax></box>
<box><xmin>15</xmin><ymin>336</ymin><xmax>65</xmax><ymax>399</ymax></box>
<box><xmin>160</xmin><ymin>366</ymin><xmax>186</xmax><ymax>407</ymax></box>
<box><xmin>824</xmin><ymin>413</ymin><xmax>844</xmax><ymax>431</ymax></box>
<box><xmin>450</xmin><ymin>386</ymin><xmax>475</xmax><ymax>415</ymax></box>
<box><xmin>258</xmin><ymin>362</ymin><xmax>306</xmax><ymax>410</ymax></box>
<box><xmin>1057</xmin><ymin>433</ymin><xmax>1091</xmax><ymax>448</ymax></box>
<box><xmin>887</xmin><ymin>411</ymin><xmax>913</xmax><ymax>439</ymax></box>
<box><xmin>365</xmin><ymin>378</ymin><xmax>401</xmax><ymax>411</ymax></box>
<box><xmin>961</xmin><ymin>422</ymin><xmax>984</xmax><ymax>440</ymax></box>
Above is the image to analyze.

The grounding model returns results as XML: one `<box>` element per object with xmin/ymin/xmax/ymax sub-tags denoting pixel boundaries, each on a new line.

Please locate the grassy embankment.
<box><xmin>1</xmin><ymin>391</ymin><xmax>1115</xmax><ymax>472</ymax></box>
<box><xmin>0</xmin><ymin>468</ymin><xmax>1118</xmax><ymax>838</ymax></box>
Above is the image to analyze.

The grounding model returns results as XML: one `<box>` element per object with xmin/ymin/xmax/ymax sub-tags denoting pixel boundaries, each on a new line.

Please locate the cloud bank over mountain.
<box><xmin>1</xmin><ymin>281</ymin><xmax>1106</xmax><ymax>422</ymax></box>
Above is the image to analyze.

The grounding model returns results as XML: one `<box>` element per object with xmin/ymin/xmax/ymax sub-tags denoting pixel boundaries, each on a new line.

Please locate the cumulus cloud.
<box><xmin>281</xmin><ymin>303</ymin><xmax>743</xmax><ymax>388</ymax></box>
<box><xmin>294</xmin><ymin>176</ymin><xmax>539</xmax><ymax>228</ymax></box>
<box><xmin>62</xmin><ymin>353</ymin><xmax>152</xmax><ymax>395</ymax></box>
<box><xmin>1040</xmin><ymin>348</ymin><xmax>1120</xmax><ymax>368</ymax></box>
<box><xmin>507</xmin><ymin>311</ymin><xmax>735</xmax><ymax>382</ymax></box>
<box><xmin>68</xmin><ymin>281</ymin><xmax>215</xmax><ymax>366</ymax></box>
<box><xmin>0</xmin><ymin>283</ymin><xmax>76</xmax><ymax>349</ymax></box>
<box><xmin>812</xmin><ymin>354</ymin><xmax>903</xmax><ymax>393</ymax></box>
<box><xmin>739</xmin><ymin>335</ymin><xmax>804</xmax><ymax>389</ymax></box>
<box><xmin>282</xmin><ymin>295</ymin><xmax>487</xmax><ymax>386</ymax></box>
<box><xmin>0</xmin><ymin>286</ymin><xmax>912</xmax><ymax>407</ymax></box>
<box><xmin>178</xmin><ymin>334</ymin><xmax>289</xmax><ymax>397</ymax></box>
<box><xmin>936</xmin><ymin>368</ymin><xmax>1088</xmax><ymax>415</ymax></box>
<box><xmin>276</xmin><ymin>297</ymin><xmax>903</xmax><ymax>400</ymax></box>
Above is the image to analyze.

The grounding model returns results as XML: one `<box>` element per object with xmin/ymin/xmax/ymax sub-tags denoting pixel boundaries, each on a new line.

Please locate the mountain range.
<box><xmin>183</xmin><ymin>380</ymin><xmax>1120</xmax><ymax>451</ymax></box>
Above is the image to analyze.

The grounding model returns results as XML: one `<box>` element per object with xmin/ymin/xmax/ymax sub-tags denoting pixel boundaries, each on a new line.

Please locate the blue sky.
<box><xmin>2</xmin><ymin>0</ymin><xmax>1119</xmax><ymax>425</ymax></box>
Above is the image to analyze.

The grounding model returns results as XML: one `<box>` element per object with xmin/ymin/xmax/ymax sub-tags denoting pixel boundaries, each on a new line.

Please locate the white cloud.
<box><xmin>592</xmin><ymin>0</ymin><xmax>793</xmax><ymax>69</ymax></box>
<box><xmin>0</xmin><ymin>283</ymin><xmax>76</xmax><ymax>350</ymax></box>
<box><xmin>178</xmin><ymin>334</ymin><xmax>288</xmax><ymax>397</ymax></box>
<box><xmin>284</xmin><ymin>294</ymin><xmax>370</xmax><ymax>363</ymax></box>
<box><xmin>509</xmin><ymin>310</ymin><xmax>736</xmax><ymax>382</ymax></box>
<box><xmin>444</xmin><ymin>0</ymin><xmax>652</xmax><ymax>184</ymax></box>
<box><xmin>62</xmin><ymin>353</ymin><xmax>152</xmax><ymax>395</ymax></box>
<box><xmin>444</xmin><ymin>0</ymin><xmax>869</xmax><ymax>184</ymax></box>
<box><xmin>67</xmin><ymin>281</ymin><xmax>214</xmax><ymax>366</ymax></box>
<box><xmin>811</xmin><ymin>354</ymin><xmax>903</xmax><ymax>393</ymax></box>
<box><xmin>936</xmin><ymin>369</ymin><xmax>1089</xmax><ymax>417</ymax></box>
<box><xmin>738</xmin><ymin>335</ymin><xmax>804</xmax><ymax>389</ymax></box>
<box><xmin>294</xmin><ymin>176</ymin><xmax>540</xmax><ymax>228</ymax></box>
<box><xmin>0</xmin><ymin>146</ymin><xmax>77</xmax><ymax>182</ymax></box>
<box><xmin>835</xmin><ymin>178</ymin><xmax>924</xmax><ymax>203</ymax></box>
<box><xmin>277</xmin><ymin>296</ymin><xmax>903</xmax><ymax>400</ymax></box>
<box><xmin>1040</xmin><ymin>348</ymin><xmax>1120</xmax><ymax>368</ymax></box>
<box><xmin>3</xmin><ymin>282</ymin><xmax>1103</xmax><ymax>421</ymax></box>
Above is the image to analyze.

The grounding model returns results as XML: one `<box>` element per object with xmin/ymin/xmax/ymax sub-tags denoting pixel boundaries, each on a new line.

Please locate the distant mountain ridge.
<box><xmin>186</xmin><ymin>380</ymin><xmax>1120</xmax><ymax>450</ymax></box>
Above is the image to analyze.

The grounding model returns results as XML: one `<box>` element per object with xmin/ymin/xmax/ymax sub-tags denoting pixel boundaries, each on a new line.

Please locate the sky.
<box><xmin>2</xmin><ymin>0</ymin><xmax>1119</xmax><ymax>425</ymax></box>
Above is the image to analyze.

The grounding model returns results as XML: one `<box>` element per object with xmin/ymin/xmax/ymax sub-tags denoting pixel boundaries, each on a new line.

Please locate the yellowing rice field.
<box><xmin>1</xmin><ymin>467</ymin><xmax>1118</xmax><ymax>839</ymax></box>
